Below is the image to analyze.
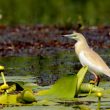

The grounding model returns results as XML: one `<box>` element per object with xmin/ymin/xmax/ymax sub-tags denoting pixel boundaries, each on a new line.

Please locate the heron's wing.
<box><xmin>82</xmin><ymin>48</ymin><xmax>109</xmax><ymax>69</ymax></box>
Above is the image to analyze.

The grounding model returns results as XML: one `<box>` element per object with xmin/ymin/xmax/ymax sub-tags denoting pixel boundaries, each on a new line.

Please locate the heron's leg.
<box><xmin>90</xmin><ymin>72</ymin><xmax>100</xmax><ymax>86</ymax></box>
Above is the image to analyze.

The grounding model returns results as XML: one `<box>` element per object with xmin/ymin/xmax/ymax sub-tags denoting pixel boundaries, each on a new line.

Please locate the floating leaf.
<box><xmin>6</xmin><ymin>94</ymin><xmax>17</xmax><ymax>104</ymax></box>
<box><xmin>0</xmin><ymin>93</ymin><xmax>8</xmax><ymax>104</ymax></box>
<box><xmin>17</xmin><ymin>89</ymin><xmax>36</xmax><ymax>103</ymax></box>
<box><xmin>36</xmin><ymin>89</ymin><xmax>49</xmax><ymax>96</ymax></box>
<box><xmin>0</xmin><ymin>93</ymin><xmax>17</xmax><ymax>104</ymax></box>
<box><xmin>37</xmin><ymin>66</ymin><xmax>88</xmax><ymax>99</ymax></box>
<box><xmin>23</xmin><ymin>83</ymin><xmax>38</xmax><ymax>90</ymax></box>
<box><xmin>76</xmin><ymin>105</ymin><xmax>91</xmax><ymax>110</ymax></box>
<box><xmin>80</xmin><ymin>83</ymin><xmax>104</xmax><ymax>93</ymax></box>
<box><xmin>6</xmin><ymin>84</ymin><xmax>16</xmax><ymax>93</ymax></box>
<box><xmin>22</xmin><ymin>90</ymin><xmax>36</xmax><ymax>103</ymax></box>
<box><xmin>37</xmin><ymin>74</ymin><xmax>77</xmax><ymax>99</ymax></box>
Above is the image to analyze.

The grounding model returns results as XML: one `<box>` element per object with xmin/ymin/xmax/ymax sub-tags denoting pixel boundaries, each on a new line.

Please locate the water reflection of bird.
<box><xmin>64</xmin><ymin>32</ymin><xmax>110</xmax><ymax>85</ymax></box>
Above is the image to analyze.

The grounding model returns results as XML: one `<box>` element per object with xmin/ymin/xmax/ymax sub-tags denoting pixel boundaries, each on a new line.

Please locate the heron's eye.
<box><xmin>73</xmin><ymin>35</ymin><xmax>77</xmax><ymax>37</ymax></box>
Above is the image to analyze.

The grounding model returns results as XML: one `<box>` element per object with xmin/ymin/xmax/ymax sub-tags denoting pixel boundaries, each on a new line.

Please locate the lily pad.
<box><xmin>37</xmin><ymin>66</ymin><xmax>88</xmax><ymax>99</ymax></box>
<box><xmin>47</xmin><ymin>74</ymin><xmax>77</xmax><ymax>99</ymax></box>
<box><xmin>80</xmin><ymin>83</ymin><xmax>104</xmax><ymax>93</ymax></box>
<box><xmin>0</xmin><ymin>93</ymin><xmax>17</xmax><ymax>104</ymax></box>
<box><xmin>37</xmin><ymin>74</ymin><xmax>78</xmax><ymax>99</ymax></box>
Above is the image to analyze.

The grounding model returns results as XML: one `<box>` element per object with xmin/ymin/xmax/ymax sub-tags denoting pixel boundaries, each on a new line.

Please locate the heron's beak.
<box><xmin>63</xmin><ymin>33</ymin><xmax>76</xmax><ymax>39</ymax></box>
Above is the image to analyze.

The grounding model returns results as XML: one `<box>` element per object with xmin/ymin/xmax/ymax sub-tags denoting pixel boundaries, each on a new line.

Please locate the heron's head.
<box><xmin>64</xmin><ymin>31</ymin><xmax>86</xmax><ymax>41</ymax></box>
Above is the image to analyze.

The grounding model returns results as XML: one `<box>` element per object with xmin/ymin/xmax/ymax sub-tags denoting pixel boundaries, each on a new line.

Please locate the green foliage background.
<box><xmin>0</xmin><ymin>0</ymin><xmax>110</xmax><ymax>25</ymax></box>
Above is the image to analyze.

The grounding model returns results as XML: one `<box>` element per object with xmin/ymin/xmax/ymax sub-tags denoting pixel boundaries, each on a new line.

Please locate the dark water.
<box><xmin>0</xmin><ymin>49</ymin><xmax>110</xmax><ymax>85</ymax></box>
<box><xmin>0</xmin><ymin>50</ymin><xmax>78</xmax><ymax>85</ymax></box>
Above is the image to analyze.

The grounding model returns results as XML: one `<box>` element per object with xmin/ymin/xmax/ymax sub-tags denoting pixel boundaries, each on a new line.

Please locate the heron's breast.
<box><xmin>78</xmin><ymin>51</ymin><xmax>103</xmax><ymax>74</ymax></box>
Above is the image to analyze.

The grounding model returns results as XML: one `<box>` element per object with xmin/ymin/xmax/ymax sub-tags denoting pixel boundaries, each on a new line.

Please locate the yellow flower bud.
<box><xmin>0</xmin><ymin>65</ymin><xmax>4</xmax><ymax>71</ymax></box>
<box><xmin>96</xmin><ymin>92</ymin><xmax>102</xmax><ymax>98</ymax></box>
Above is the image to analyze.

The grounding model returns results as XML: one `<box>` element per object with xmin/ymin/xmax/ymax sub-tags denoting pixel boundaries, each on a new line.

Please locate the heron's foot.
<box><xmin>89</xmin><ymin>80</ymin><xmax>96</xmax><ymax>85</ymax></box>
<box><xmin>89</xmin><ymin>76</ymin><xmax>100</xmax><ymax>86</ymax></box>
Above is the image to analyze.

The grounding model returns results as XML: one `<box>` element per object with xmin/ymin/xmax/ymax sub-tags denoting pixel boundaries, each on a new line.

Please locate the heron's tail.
<box><xmin>104</xmin><ymin>69</ymin><xmax>110</xmax><ymax>77</ymax></box>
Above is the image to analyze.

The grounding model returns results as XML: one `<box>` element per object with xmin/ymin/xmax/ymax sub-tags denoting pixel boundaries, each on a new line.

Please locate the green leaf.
<box><xmin>77</xmin><ymin>66</ymin><xmax>88</xmax><ymax>93</ymax></box>
<box><xmin>22</xmin><ymin>90</ymin><xmax>36</xmax><ymax>103</ymax></box>
<box><xmin>37</xmin><ymin>66</ymin><xmax>88</xmax><ymax>99</ymax></box>
<box><xmin>6</xmin><ymin>84</ymin><xmax>16</xmax><ymax>93</ymax></box>
<box><xmin>17</xmin><ymin>89</ymin><xmax>36</xmax><ymax>103</ymax></box>
<box><xmin>48</xmin><ymin>74</ymin><xmax>77</xmax><ymax>99</ymax></box>
<box><xmin>0</xmin><ymin>93</ymin><xmax>8</xmax><ymax>104</ymax></box>
<box><xmin>37</xmin><ymin>74</ymin><xmax>77</xmax><ymax>99</ymax></box>
<box><xmin>0</xmin><ymin>93</ymin><xmax>17</xmax><ymax>104</ymax></box>
<box><xmin>80</xmin><ymin>83</ymin><xmax>104</xmax><ymax>93</ymax></box>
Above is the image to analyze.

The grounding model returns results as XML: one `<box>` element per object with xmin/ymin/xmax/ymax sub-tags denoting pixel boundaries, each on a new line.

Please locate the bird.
<box><xmin>64</xmin><ymin>31</ymin><xmax>110</xmax><ymax>85</ymax></box>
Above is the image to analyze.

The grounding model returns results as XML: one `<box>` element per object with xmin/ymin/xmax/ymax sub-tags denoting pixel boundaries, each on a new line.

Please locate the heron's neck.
<box><xmin>75</xmin><ymin>39</ymin><xmax>89</xmax><ymax>55</ymax></box>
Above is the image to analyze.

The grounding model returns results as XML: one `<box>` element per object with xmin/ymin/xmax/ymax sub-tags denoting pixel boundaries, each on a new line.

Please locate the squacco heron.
<box><xmin>64</xmin><ymin>32</ymin><xmax>110</xmax><ymax>85</ymax></box>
